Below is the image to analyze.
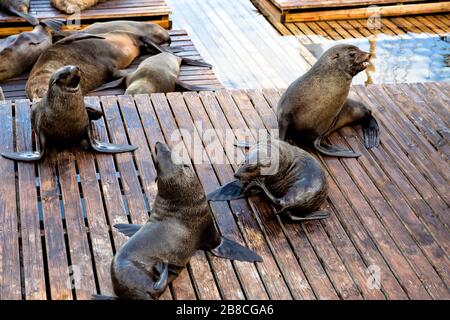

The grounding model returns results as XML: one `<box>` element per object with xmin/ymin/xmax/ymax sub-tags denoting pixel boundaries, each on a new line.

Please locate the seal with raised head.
<box><xmin>207</xmin><ymin>139</ymin><xmax>329</xmax><ymax>222</ymax></box>
<box><xmin>1</xmin><ymin>65</ymin><xmax>137</xmax><ymax>162</ymax></box>
<box><xmin>0</xmin><ymin>0</ymin><xmax>38</xmax><ymax>25</ymax></box>
<box><xmin>277</xmin><ymin>44</ymin><xmax>380</xmax><ymax>158</ymax></box>
<box><xmin>0</xmin><ymin>19</ymin><xmax>64</xmax><ymax>81</ymax></box>
<box><xmin>100</xmin><ymin>142</ymin><xmax>262</xmax><ymax>300</ymax></box>
<box><xmin>124</xmin><ymin>52</ymin><xmax>214</xmax><ymax>95</ymax></box>
<box><xmin>26</xmin><ymin>29</ymin><xmax>172</xmax><ymax>100</ymax></box>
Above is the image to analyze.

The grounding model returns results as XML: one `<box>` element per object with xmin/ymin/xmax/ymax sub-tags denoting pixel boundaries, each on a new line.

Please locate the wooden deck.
<box><xmin>0</xmin><ymin>0</ymin><xmax>171</xmax><ymax>36</ymax></box>
<box><xmin>252</xmin><ymin>0</ymin><xmax>450</xmax><ymax>22</ymax></box>
<box><xmin>0</xmin><ymin>30</ymin><xmax>222</xmax><ymax>101</ymax></box>
<box><xmin>0</xmin><ymin>82</ymin><xmax>448</xmax><ymax>300</ymax></box>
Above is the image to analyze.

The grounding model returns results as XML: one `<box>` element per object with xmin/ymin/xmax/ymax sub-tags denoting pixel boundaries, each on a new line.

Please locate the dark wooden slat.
<box><xmin>15</xmin><ymin>100</ymin><xmax>47</xmax><ymax>299</ymax></box>
<box><xmin>0</xmin><ymin>100</ymin><xmax>21</xmax><ymax>300</ymax></box>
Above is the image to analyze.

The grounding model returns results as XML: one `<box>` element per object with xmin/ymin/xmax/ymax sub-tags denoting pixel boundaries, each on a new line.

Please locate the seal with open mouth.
<box><xmin>1</xmin><ymin>65</ymin><xmax>137</xmax><ymax>162</ymax></box>
<box><xmin>97</xmin><ymin>142</ymin><xmax>262</xmax><ymax>300</ymax></box>
<box><xmin>277</xmin><ymin>44</ymin><xmax>380</xmax><ymax>157</ymax></box>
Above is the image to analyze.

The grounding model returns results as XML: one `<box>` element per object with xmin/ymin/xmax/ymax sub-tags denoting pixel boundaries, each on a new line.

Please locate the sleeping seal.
<box><xmin>0</xmin><ymin>19</ymin><xmax>64</xmax><ymax>81</ymax></box>
<box><xmin>51</xmin><ymin>0</ymin><xmax>107</xmax><ymax>14</ymax></box>
<box><xmin>26</xmin><ymin>30</ymin><xmax>171</xmax><ymax>100</ymax></box>
<box><xmin>207</xmin><ymin>139</ymin><xmax>329</xmax><ymax>222</ymax></box>
<box><xmin>277</xmin><ymin>44</ymin><xmax>380</xmax><ymax>158</ymax></box>
<box><xmin>0</xmin><ymin>0</ymin><xmax>38</xmax><ymax>26</ymax></box>
<box><xmin>98</xmin><ymin>142</ymin><xmax>262</xmax><ymax>300</ymax></box>
<box><xmin>1</xmin><ymin>65</ymin><xmax>137</xmax><ymax>162</ymax></box>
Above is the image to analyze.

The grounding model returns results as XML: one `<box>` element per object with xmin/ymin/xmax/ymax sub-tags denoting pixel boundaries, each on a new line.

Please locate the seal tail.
<box><xmin>211</xmin><ymin>237</ymin><xmax>263</xmax><ymax>263</ymax></box>
<box><xmin>9</xmin><ymin>8</ymin><xmax>39</xmax><ymax>26</ymax></box>
<box><xmin>40</xmin><ymin>19</ymin><xmax>65</xmax><ymax>33</ymax></box>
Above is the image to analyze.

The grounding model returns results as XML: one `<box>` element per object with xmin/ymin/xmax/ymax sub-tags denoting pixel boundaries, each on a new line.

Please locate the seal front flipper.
<box><xmin>361</xmin><ymin>114</ymin><xmax>380</xmax><ymax>149</ymax></box>
<box><xmin>41</xmin><ymin>19</ymin><xmax>65</xmax><ymax>33</ymax></box>
<box><xmin>285</xmin><ymin>210</ymin><xmax>330</xmax><ymax>222</ymax></box>
<box><xmin>208</xmin><ymin>237</ymin><xmax>263</xmax><ymax>263</ymax></box>
<box><xmin>114</xmin><ymin>223</ymin><xmax>142</xmax><ymax>237</ymax></box>
<box><xmin>56</xmin><ymin>33</ymin><xmax>105</xmax><ymax>45</ymax></box>
<box><xmin>151</xmin><ymin>261</ymin><xmax>169</xmax><ymax>295</ymax></box>
<box><xmin>181</xmin><ymin>57</ymin><xmax>212</xmax><ymax>69</ymax></box>
<box><xmin>9</xmin><ymin>8</ymin><xmax>39</xmax><ymax>26</ymax></box>
<box><xmin>1</xmin><ymin>132</ymin><xmax>46</xmax><ymax>162</ymax></box>
<box><xmin>206</xmin><ymin>180</ymin><xmax>260</xmax><ymax>201</ymax></box>
<box><xmin>313</xmin><ymin>137</ymin><xmax>361</xmax><ymax>158</ymax></box>
<box><xmin>87</xmin><ymin>127</ymin><xmax>137</xmax><ymax>154</ymax></box>
<box><xmin>175</xmin><ymin>79</ymin><xmax>216</xmax><ymax>92</ymax></box>
<box><xmin>91</xmin><ymin>294</ymin><xmax>117</xmax><ymax>300</ymax></box>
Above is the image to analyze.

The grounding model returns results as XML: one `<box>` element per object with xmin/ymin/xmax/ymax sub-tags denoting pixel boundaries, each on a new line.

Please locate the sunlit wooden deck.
<box><xmin>0</xmin><ymin>82</ymin><xmax>448</xmax><ymax>300</ymax></box>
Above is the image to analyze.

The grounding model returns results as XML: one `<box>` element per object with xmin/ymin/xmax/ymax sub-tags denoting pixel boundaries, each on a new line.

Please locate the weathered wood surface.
<box><xmin>0</xmin><ymin>30</ymin><xmax>223</xmax><ymax>101</ymax></box>
<box><xmin>0</xmin><ymin>0</ymin><xmax>171</xmax><ymax>35</ymax></box>
<box><xmin>266</xmin><ymin>0</ymin><xmax>436</xmax><ymax>10</ymax></box>
<box><xmin>0</xmin><ymin>83</ymin><xmax>448</xmax><ymax>300</ymax></box>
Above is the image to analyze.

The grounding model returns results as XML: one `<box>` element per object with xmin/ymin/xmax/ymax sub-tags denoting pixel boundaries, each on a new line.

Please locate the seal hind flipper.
<box><xmin>210</xmin><ymin>237</ymin><xmax>263</xmax><ymax>263</ymax></box>
<box><xmin>175</xmin><ymin>79</ymin><xmax>216</xmax><ymax>92</ymax></box>
<box><xmin>151</xmin><ymin>261</ymin><xmax>169</xmax><ymax>294</ymax></box>
<box><xmin>207</xmin><ymin>180</ymin><xmax>260</xmax><ymax>201</ymax></box>
<box><xmin>85</xmin><ymin>104</ymin><xmax>104</xmax><ymax>121</ymax></box>
<box><xmin>313</xmin><ymin>137</ymin><xmax>361</xmax><ymax>158</ymax></box>
<box><xmin>9</xmin><ymin>8</ymin><xmax>39</xmax><ymax>26</ymax></box>
<box><xmin>114</xmin><ymin>223</ymin><xmax>142</xmax><ymax>237</ymax></box>
<box><xmin>362</xmin><ymin>115</ymin><xmax>380</xmax><ymax>149</ymax></box>
<box><xmin>181</xmin><ymin>57</ymin><xmax>212</xmax><ymax>69</ymax></box>
<box><xmin>285</xmin><ymin>210</ymin><xmax>330</xmax><ymax>222</ymax></box>
<box><xmin>87</xmin><ymin>127</ymin><xmax>137</xmax><ymax>154</ymax></box>
<box><xmin>91</xmin><ymin>294</ymin><xmax>117</xmax><ymax>300</ymax></box>
<box><xmin>41</xmin><ymin>19</ymin><xmax>65</xmax><ymax>33</ymax></box>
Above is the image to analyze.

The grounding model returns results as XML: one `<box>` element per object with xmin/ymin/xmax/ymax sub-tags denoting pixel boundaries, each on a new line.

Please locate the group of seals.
<box><xmin>96</xmin><ymin>142</ymin><xmax>262</xmax><ymax>300</ymax></box>
<box><xmin>208</xmin><ymin>139</ymin><xmax>329</xmax><ymax>222</ymax></box>
<box><xmin>25</xmin><ymin>21</ymin><xmax>173</xmax><ymax>100</ymax></box>
<box><xmin>1</xmin><ymin>65</ymin><xmax>137</xmax><ymax>162</ymax></box>
<box><xmin>0</xmin><ymin>0</ymin><xmax>38</xmax><ymax>25</ymax></box>
<box><xmin>277</xmin><ymin>44</ymin><xmax>380</xmax><ymax>158</ymax></box>
<box><xmin>0</xmin><ymin>19</ymin><xmax>63</xmax><ymax>81</ymax></box>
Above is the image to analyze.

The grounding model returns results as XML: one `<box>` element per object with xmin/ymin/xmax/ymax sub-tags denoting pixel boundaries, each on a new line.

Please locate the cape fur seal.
<box><xmin>52</xmin><ymin>0</ymin><xmax>107</xmax><ymax>14</ymax></box>
<box><xmin>0</xmin><ymin>0</ymin><xmax>38</xmax><ymax>26</ymax></box>
<box><xmin>277</xmin><ymin>44</ymin><xmax>380</xmax><ymax>158</ymax></box>
<box><xmin>95</xmin><ymin>142</ymin><xmax>262</xmax><ymax>300</ymax></box>
<box><xmin>207</xmin><ymin>139</ymin><xmax>329</xmax><ymax>222</ymax></box>
<box><xmin>0</xmin><ymin>19</ymin><xmax>63</xmax><ymax>81</ymax></box>
<box><xmin>26</xmin><ymin>29</ymin><xmax>171</xmax><ymax>100</ymax></box>
<box><xmin>124</xmin><ymin>53</ymin><xmax>214</xmax><ymax>95</ymax></box>
<box><xmin>1</xmin><ymin>65</ymin><xmax>137</xmax><ymax>162</ymax></box>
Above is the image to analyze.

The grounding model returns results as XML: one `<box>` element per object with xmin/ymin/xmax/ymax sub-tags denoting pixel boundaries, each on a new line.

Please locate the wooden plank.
<box><xmin>0</xmin><ymin>100</ymin><xmax>21</xmax><ymax>300</ymax></box>
<box><xmin>15</xmin><ymin>100</ymin><xmax>47</xmax><ymax>300</ymax></box>
<box><xmin>268</xmin><ymin>0</ymin><xmax>432</xmax><ymax>11</ymax></box>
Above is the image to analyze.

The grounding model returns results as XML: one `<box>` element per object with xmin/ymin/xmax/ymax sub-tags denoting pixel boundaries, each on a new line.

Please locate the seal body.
<box><xmin>26</xmin><ymin>30</ymin><xmax>167</xmax><ymax>100</ymax></box>
<box><xmin>0</xmin><ymin>25</ymin><xmax>52</xmax><ymax>81</ymax></box>
<box><xmin>51</xmin><ymin>0</ymin><xmax>108</xmax><ymax>14</ymax></box>
<box><xmin>0</xmin><ymin>0</ymin><xmax>38</xmax><ymax>25</ymax></box>
<box><xmin>208</xmin><ymin>140</ymin><xmax>329</xmax><ymax>222</ymax></box>
<box><xmin>125</xmin><ymin>53</ymin><xmax>181</xmax><ymax>95</ymax></box>
<box><xmin>110</xmin><ymin>142</ymin><xmax>262</xmax><ymax>300</ymax></box>
<box><xmin>277</xmin><ymin>44</ymin><xmax>379</xmax><ymax>157</ymax></box>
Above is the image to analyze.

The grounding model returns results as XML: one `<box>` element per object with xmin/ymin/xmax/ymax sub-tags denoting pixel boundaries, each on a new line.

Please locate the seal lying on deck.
<box><xmin>26</xmin><ymin>29</ymin><xmax>173</xmax><ymax>100</ymax></box>
<box><xmin>125</xmin><ymin>53</ymin><xmax>214</xmax><ymax>95</ymax></box>
<box><xmin>51</xmin><ymin>0</ymin><xmax>108</xmax><ymax>14</ymax></box>
<box><xmin>97</xmin><ymin>142</ymin><xmax>262</xmax><ymax>300</ymax></box>
<box><xmin>0</xmin><ymin>0</ymin><xmax>38</xmax><ymax>26</ymax></box>
<box><xmin>1</xmin><ymin>65</ymin><xmax>137</xmax><ymax>162</ymax></box>
<box><xmin>277</xmin><ymin>44</ymin><xmax>380</xmax><ymax>158</ymax></box>
<box><xmin>207</xmin><ymin>139</ymin><xmax>329</xmax><ymax>222</ymax></box>
<box><xmin>0</xmin><ymin>19</ymin><xmax>64</xmax><ymax>81</ymax></box>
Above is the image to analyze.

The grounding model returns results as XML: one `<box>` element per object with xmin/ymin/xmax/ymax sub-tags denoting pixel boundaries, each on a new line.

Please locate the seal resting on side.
<box><xmin>277</xmin><ymin>44</ymin><xmax>380</xmax><ymax>158</ymax></box>
<box><xmin>0</xmin><ymin>19</ymin><xmax>63</xmax><ymax>81</ymax></box>
<box><xmin>0</xmin><ymin>0</ymin><xmax>38</xmax><ymax>25</ymax></box>
<box><xmin>1</xmin><ymin>65</ymin><xmax>137</xmax><ymax>162</ymax></box>
<box><xmin>25</xmin><ymin>30</ymin><xmax>171</xmax><ymax>100</ymax></box>
<box><xmin>207</xmin><ymin>139</ymin><xmax>329</xmax><ymax>222</ymax></box>
<box><xmin>93</xmin><ymin>142</ymin><xmax>262</xmax><ymax>300</ymax></box>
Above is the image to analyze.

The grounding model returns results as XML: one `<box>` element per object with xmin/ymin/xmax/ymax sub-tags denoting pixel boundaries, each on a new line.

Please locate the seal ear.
<box><xmin>331</xmin><ymin>53</ymin><xmax>339</xmax><ymax>60</ymax></box>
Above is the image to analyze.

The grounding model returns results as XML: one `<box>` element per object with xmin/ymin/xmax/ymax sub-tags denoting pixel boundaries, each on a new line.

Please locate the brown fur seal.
<box><xmin>94</xmin><ymin>142</ymin><xmax>262</xmax><ymax>300</ymax></box>
<box><xmin>0</xmin><ymin>19</ymin><xmax>64</xmax><ymax>81</ymax></box>
<box><xmin>0</xmin><ymin>0</ymin><xmax>38</xmax><ymax>25</ymax></box>
<box><xmin>1</xmin><ymin>65</ymin><xmax>137</xmax><ymax>162</ymax></box>
<box><xmin>124</xmin><ymin>53</ymin><xmax>214</xmax><ymax>95</ymax></box>
<box><xmin>207</xmin><ymin>139</ymin><xmax>329</xmax><ymax>222</ymax></box>
<box><xmin>51</xmin><ymin>0</ymin><xmax>107</xmax><ymax>14</ymax></box>
<box><xmin>26</xmin><ymin>30</ymin><xmax>170</xmax><ymax>100</ymax></box>
<box><xmin>277</xmin><ymin>44</ymin><xmax>380</xmax><ymax>158</ymax></box>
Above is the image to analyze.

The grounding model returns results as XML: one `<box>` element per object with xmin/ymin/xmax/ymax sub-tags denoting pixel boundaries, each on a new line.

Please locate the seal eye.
<box><xmin>349</xmin><ymin>52</ymin><xmax>356</xmax><ymax>58</ymax></box>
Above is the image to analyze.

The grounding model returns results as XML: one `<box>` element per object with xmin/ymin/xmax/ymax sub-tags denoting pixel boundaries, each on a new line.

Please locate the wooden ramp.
<box><xmin>0</xmin><ymin>30</ymin><xmax>223</xmax><ymax>101</ymax></box>
<box><xmin>0</xmin><ymin>83</ymin><xmax>449</xmax><ymax>300</ymax></box>
<box><xmin>252</xmin><ymin>0</ymin><xmax>450</xmax><ymax>22</ymax></box>
<box><xmin>0</xmin><ymin>0</ymin><xmax>171</xmax><ymax>37</ymax></box>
